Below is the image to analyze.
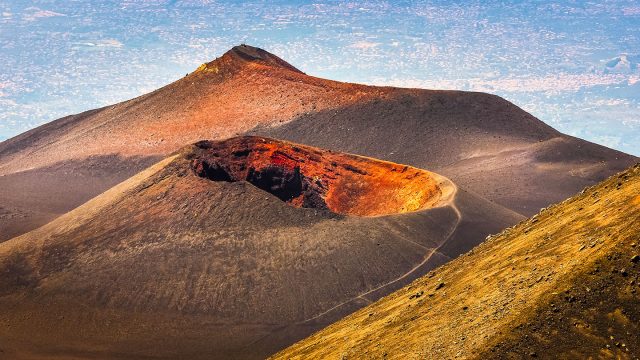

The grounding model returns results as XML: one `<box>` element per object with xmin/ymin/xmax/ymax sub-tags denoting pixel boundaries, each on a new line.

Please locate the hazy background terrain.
<box><xmin>1</xmin><ymin>0</ymin><xmax>638</xmax><ymax>155</ymax></box>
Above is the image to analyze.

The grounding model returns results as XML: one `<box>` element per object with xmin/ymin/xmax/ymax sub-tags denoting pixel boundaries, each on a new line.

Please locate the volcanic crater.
<box><xmin>190</xmin><ymin>136</ymin><xmax>452</xmax><ymax>216</ymax></box>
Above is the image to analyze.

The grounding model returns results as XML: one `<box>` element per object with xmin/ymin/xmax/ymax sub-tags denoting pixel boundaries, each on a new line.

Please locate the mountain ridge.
<box><xmin>197</xmin><ymin>44</ymin><xmax>305</xmax><ymax>75</ymax></box>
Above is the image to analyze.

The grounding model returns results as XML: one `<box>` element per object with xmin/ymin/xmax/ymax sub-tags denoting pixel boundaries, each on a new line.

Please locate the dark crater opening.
<box><xmin>247</xmin><ymin>165</ymin><xmax>303</xmax><ymax>202</ymax></box>
<box><xmin>189</xmin><ymin>136</ymin><xmax>446</xmax><ymax>216</ymax></box>
<box><xmin>192</xmin><ymin>153</ymin><xmax>329</xmax><ymax>211</ymax></box>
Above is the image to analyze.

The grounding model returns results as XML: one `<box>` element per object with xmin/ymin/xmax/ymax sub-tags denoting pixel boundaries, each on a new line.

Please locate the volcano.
<box><xmin>0</xmin><ymin>45</ymin><xmax>637</xmax><ymax>359</ymax></box>
<box><xmin>0</xmin><ymin>45</ymin><xmax>636</xmax><ymax>241</ymax></box>
<box><xmin>0</xmin><ymin>137</ymin><xmax>518</xmax><ymax>359</ymax></box>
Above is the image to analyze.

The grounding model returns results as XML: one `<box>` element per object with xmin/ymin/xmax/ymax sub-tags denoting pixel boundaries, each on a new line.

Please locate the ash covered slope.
<box><xmin>274</xmin><ymin>163</ymin><xmax>640</xmax><ymax>359</ymax></box>
<box><xmin>0</xmin><ymin>45</ymin><xmax>635</xmax><ymax>241</ymax></box>
<box><xmin>0</xmin><ymin>137</ymin><xmax>521</xmax><ymax>360</ymax></box>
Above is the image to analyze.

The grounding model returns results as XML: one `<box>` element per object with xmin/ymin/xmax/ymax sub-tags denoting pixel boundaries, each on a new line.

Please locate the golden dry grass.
<box><xmin>273</xmin><ymin>163</ymin><xmax>640</xmax><ymax>359</ymax></box>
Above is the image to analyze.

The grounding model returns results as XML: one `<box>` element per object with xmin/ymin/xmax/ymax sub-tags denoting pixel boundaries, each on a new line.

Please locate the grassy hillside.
<box><xmin>274</xmin><ymin>163</ymin><xmax>640</xmax><ymax>359</ymax></box>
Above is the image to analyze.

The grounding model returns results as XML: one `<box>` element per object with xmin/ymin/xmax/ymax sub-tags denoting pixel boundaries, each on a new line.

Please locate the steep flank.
<box><xmin>0</xmin><ymin>138</ymin><xmax>521</xmax><ymax>360</ymax></box>
<box><xmin>273</xmin><ymin>163</ymin><xmax>640</xmax><ymax>359</ymax></box>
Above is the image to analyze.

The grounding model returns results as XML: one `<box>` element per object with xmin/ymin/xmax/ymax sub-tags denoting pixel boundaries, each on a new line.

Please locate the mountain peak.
<box><xmin>196</xmin><ymin>44</ymin><xmax>303</xmax><ymax>75</ymax></box>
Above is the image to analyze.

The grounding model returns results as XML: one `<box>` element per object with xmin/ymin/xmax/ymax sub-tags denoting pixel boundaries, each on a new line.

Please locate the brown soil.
<box><xmin>0</xmin><ymin>140</ymin><xmax>518</xmax><ymax>360</ymax></box>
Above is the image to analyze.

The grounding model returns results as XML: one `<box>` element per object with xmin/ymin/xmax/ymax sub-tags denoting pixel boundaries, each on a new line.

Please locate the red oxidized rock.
<box><xmin>190</xmin><ymin>136</ymin><xmax>447</xmax><ymax>216</ymax></box>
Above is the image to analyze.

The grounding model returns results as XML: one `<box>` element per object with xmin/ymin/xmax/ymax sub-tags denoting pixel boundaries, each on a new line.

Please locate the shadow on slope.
<box><xmin>0</xmin><ymin>154</ymin><xmax>160</xmax><ymax>242</ymax></box>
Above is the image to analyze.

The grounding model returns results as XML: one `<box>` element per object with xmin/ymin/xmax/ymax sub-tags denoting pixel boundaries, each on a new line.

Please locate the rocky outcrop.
<box><xmin>190</xmin><ymin>136</ymin><xmax>450</xmax><ymax>216</ymax></box>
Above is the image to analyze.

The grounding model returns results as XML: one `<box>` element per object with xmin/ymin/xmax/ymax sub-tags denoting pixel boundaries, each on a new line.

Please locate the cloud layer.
<box><xmin>0</xmin><ymin>0</ymin><xmax>638</xmax><ymax>155</ymax></box>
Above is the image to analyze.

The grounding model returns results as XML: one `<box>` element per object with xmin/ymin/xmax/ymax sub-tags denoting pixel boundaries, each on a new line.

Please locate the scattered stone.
<box><xmin>620</xmin><ymin>269</ymin><xmax>628</xmax><ymax>277</ymax></box>
<box><xmin>631</xmin><ymin>255</ymin><xmax>640</xmax><ymax>264</ymax></box>
<box><xmin>435</xmin><ymin>282</ymin><xmax>446</xmax><ymax>290</ymax></box>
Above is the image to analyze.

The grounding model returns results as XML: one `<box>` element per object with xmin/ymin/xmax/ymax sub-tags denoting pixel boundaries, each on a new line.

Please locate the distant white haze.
<box><xmin>0</xmin><ymin>0</ymin><xmax>638</xmax><ymax>155</ymax></box>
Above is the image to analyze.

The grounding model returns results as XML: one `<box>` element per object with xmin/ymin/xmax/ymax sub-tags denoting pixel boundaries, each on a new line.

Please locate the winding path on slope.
<box><xmin>299</xmin><ymin>180</ymin><xmax>461</xmax><ymax>324</ymax></box>
<box><xmin>242</xmin><ymin>175</ymin><xmax>461</xmax><ymax>353</ymax></box>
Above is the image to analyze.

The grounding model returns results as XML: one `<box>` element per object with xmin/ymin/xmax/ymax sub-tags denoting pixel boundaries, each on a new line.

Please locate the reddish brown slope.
<box><xmin>0</xmin><ymin>45</ymin><xmax>382</xmax><ymax>174</ymax></box>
